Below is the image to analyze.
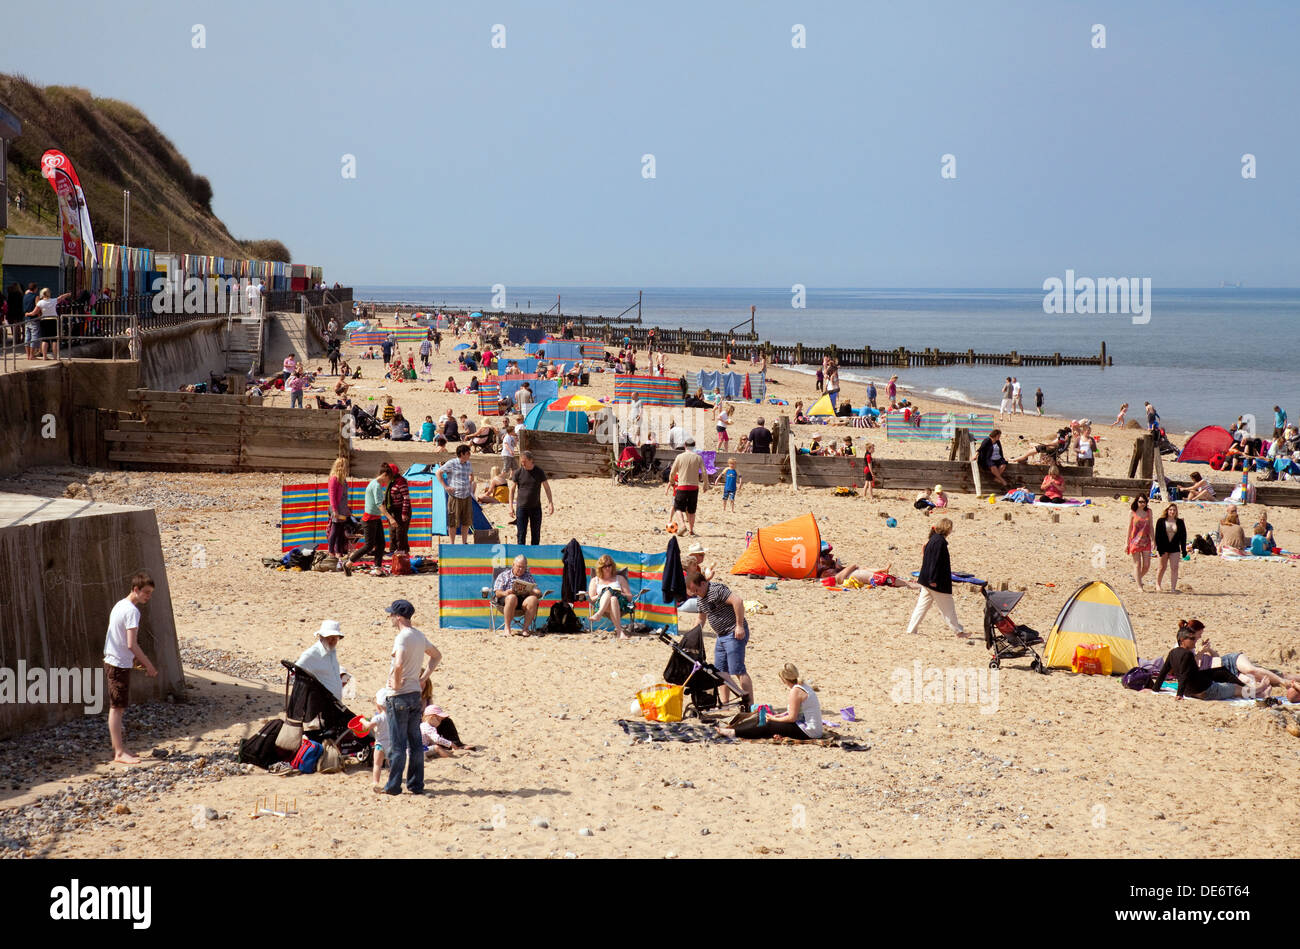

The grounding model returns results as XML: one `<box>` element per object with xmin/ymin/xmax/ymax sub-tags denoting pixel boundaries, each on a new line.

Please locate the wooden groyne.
<box><xmin>356</xmin><ymin>303</ymin><xmax>1111</xmax><ymax>369</ymax></box>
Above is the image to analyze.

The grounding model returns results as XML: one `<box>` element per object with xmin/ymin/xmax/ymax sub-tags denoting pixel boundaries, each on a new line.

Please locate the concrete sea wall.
<box><xmin>0</xmin><ymin>494</ymin><xmax>185</xmax><ymax>738</ymax></box>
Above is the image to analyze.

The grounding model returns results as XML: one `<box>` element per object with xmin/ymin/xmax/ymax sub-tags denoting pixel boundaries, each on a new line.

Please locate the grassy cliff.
<box><xmin>1</xmin><ymin>73</ymin><xmax>289</xmax><ymax>262</ymax></box>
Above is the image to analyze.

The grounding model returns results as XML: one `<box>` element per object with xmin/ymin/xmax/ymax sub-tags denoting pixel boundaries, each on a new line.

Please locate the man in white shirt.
<box><xmin>667</xmin><ymin>419</ymin><xmax>687</xmax><ymax>450</ymax></box>
<box><xmin>514</xmin><ymin>382</ymin><xmax>533</xmax><ymax>414</ymax></box>
<box><xmin>104</xmin><ymin>572</ymin><xmax>160</xmax><ymax>764</ymax></box>
<box><xmin>245</xmin><ymin>280</ymin><xmax>262</xmax><ymax>318</ymax></box>
<box><xmin>377</xmin><ymin>599</ymin><xmax>441</xmax><ymax>796</ymax></box>
<box><xmin>1012</xmin><ymin>378</ymin><xmax>1024</xmax><ymax>414</ymax></box>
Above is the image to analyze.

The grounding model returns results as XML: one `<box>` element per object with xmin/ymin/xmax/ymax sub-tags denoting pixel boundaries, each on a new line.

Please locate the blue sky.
<box><xmin>6</xmin><ymin>1</ymin><xmax>1298</xmax><ymax>286</ymax></box>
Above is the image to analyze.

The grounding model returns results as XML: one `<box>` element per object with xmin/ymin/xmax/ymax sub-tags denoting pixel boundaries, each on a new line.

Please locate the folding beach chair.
<box><xmin>576</xmin><ymin>565</ymin><xmax>649</xmax><ymax>633</ymax></box>
<box><xmin>481</xmin><ymin>566</ymin><xmax>554</xmax><ymax>633</ymax></box>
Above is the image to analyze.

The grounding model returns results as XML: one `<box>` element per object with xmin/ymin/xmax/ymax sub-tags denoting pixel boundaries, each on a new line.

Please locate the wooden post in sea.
<box><xmin>795</xmin><ymin>342</ymin><xmax>803</xmax><ymax>364</ymax></box>
<box><xmin>968</xmin><ymin>349</ymin><xmax>974</xmax><ymax>366</ymax></box>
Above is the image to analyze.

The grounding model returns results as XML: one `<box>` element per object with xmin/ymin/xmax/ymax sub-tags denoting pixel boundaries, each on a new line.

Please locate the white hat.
<box><xmin>686</xmin><ymin>541</ymin><xmax>708</xmax><ymax>556</ymax></box>
<box><xmin>934</xmin><ymin>484</ymin><xmax>943</xmax><ymax>493</ymax></box>
<box><xmin>314</xmin><ymin>619</ymin><xmax>343</xmax><ymax>640</ymax></box>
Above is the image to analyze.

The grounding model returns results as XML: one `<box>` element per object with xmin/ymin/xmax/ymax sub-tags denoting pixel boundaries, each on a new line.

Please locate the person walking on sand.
<box><xmin>668</xmin><ymin>437</ymin><xmax>708</xmax><ymax>536</ymax></box>
<box><xmin>861</xmin><ymin>442</ymin><xmax>877</xmax><ymax>500</ymax></box>
<box><xmin>376</xmin><ymin>599</ymin><xmax>440</xmax><ymax>796</ymax></box>
<box><xmin>327</xmin><ymin>456</ymin><xmax>351</xmax><ymax>566</ymax></box>
<box><xmin>905</xmin><ymin>519</ymin><xmax>967</xmax><ymax>638</ymax></box>
<box><xmin>1127</xmin><ymin>495</ymin><xmax>1155</xmax><ymax>591</ymax></box>
<box><xmin>1113</xmin><ymin>402</ymin><xmax>1129</xmax><ymax>427</ymax></box>
<box><xmin>1012</xmin><ymin>377</ymin><xmax>1025</xmax><ymax>414</ymax></box>
<box><xmin>999</xmin><ymin>377</ymin><xmax>1013</xmax><ymax>420</ymax></box>
<box><xmin>1035</xmin><ymin>386</ymin><xmax>1044</xmax><ymax>416</ymax></box>
<box><xmin>104</xmin><ymin>572</ymin><xmax>160</xmax><ymax>764</ymax></box>
<box><xmin>1154</xmin><ymin>502</ymin><xmax>1188</xmax><ymax>593</ymax></box>
<box><xmin>887</xmin><ymin>374</ymin><xmax>898</xmax><ymax>404</ymax></box>
<box><xmin>825</xmin><ymin>362</ymin><xmax>841</xmax><ymax>410</ymax></box>
<box><xmin>344</xmin><ymin>464</ymin><xmax>393</xmax><ymax>576</ymax></box>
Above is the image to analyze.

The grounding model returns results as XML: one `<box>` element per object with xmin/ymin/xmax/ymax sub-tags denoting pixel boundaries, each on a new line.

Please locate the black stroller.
<box><xmin>238</xmin><ymin>661</ymin><xmax>374</xmax><ymax>769</ymax></box>
<box><xmin>349</xmin><ymin>404</ymin><xmax>386</xmax><ymax>439</ymax></box>
<box><xmin>982</xmin><ymin>588</ymin><xmax>1047</xmax><ymax>674</ymax></box>
<box><xmin>659</xmin><ymin>627</ymin><xmax>752</xmax><ymax>718</ymax></box>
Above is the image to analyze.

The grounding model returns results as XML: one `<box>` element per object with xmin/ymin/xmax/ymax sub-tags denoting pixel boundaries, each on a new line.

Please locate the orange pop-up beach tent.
<box><xmin>731</xmin><ymin>513</ymin><xmax>821</xmax><ymax>579</ymax></box>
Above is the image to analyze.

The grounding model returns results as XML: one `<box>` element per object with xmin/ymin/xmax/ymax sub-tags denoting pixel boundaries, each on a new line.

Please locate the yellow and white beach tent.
<box><xmin>808</xmin><ymin>393</ymin><xmax>836</xmax><ymax>416</ymax></box>
<box><xmin>1041</xmin><ymin>580</ymin><xmax>1139</xmax><ymax>674</ymax></box>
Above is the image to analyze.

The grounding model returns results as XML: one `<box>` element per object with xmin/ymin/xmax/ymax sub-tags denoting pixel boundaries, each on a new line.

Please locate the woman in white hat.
<box><xmin>294</xmin><ymin>620</ymin><xmax>345</xmax><ymax>700</ymax></box>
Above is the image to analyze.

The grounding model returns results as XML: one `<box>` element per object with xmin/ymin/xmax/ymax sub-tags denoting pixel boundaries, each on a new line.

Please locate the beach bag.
<box><xmin>1209</xmin><ymin>452</ymin><xmax>1225</xmax><ymax>471</ymax></box>
<box><xmin>1122</xmin><ymin>666</ymin><xmax>1156</xmax><ymax>691</ymax></box>
<box><xmin>238</xmin><ymin>719</ymin><xmax>286</xmax><ymax>769</ymax></box>
<box><xmin>316</xmin><ymin>739</ymin><xmax>342</xmax><ymax>774</ymax></box>
<box><xmin>390</xmin><ymin>552</ymin><xmax>412</xmax><ymax>576</ymax></box>
<box><xmin>275</xmin><ymin>716</ymin><xmax>304</xmax><ymax>753</ymax></box>
<box><xmin>1192</xmin><ymin>534</ymin><xmax>1217</xmax><ymax>556</ymax></box>
<box><xmin>291</xmin><ymin>738</ymin><xmax>323</xmax><ymax>774</ymax></box>
<box><xmin>870</xmin><ymin>570</ymin><xmax>901</xmax><ymax>587</ymax></box>
<box><xmin>1071</xmin><ymin>643</ymin><xmax>1112</xmax><ymax>676</ymax></box>
<box><xmin>544</xmin><ymin>601</ymin><xmax>582</xmax><ymax>634</ymax></box>
<box><xmin>313</xmin><ymin>555</ymin><xmax>338</xmax><ymax>573</ymax></box>
<box><xmin>636</xmin><ymin>683</ymin><xmax>685</xmax><ymax>723</ymax></box>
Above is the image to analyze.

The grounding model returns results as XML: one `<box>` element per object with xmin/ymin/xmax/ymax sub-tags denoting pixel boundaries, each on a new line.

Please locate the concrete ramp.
<box><xmin>0</xmin><ymin>493</ymin><xmax>185</xmax><ymax>738</ymax></box>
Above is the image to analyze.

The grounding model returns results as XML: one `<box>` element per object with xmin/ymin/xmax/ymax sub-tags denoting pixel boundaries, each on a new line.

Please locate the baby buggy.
<box><xmin>982</xmin><ymin>588</ymin><xmax>1047</xmax><ymax>674</ymax></box>
<box><xmin>238</xmin><ymin>661</ymin><xmax>374</xmax><ymax>769</ymax></box>
<box><xmin>616</xmin><ymin>443</ymin><xmax>662</xmax><ymax>485</ymax></box>
<box><xmin>349</xmin><ymin>404</ymin><xmax>386</xmax><ymax>439</ymax></box>
<box><xmin>658</xmin><ymin>628</ymin><xmax>752</xmax><ymax>718</ymax></box>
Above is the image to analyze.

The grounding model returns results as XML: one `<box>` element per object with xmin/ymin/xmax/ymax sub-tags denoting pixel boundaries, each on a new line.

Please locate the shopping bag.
<box><xmin>636</xmin><ymin>683</ymin><xmax>685</xmax><ymax>723</ymax></box>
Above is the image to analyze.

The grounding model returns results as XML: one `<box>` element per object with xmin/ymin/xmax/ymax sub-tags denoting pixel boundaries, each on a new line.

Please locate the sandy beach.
<box><xmin>2</xmin><ymin>322</ymin><xmax>1299</xmax><ymax>860</ymax></box>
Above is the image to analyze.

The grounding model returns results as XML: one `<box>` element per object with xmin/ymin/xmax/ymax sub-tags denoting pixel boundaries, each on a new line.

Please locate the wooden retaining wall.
<box><xmin>519</xmin><ymin>429</ymin><xmax>613</xmax><ymax>479</ymax></box>
<box><xmin>105</xmin><ymin>389</ymin><xmax>347</xmax><ymax>472</ymax></box>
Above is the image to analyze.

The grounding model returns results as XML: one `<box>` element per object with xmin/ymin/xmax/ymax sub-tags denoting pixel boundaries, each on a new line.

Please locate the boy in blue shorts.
<box><xmin>714</xmin><ymin>458</ymin><xmax>741</xmax><ymax>512</ymax></box>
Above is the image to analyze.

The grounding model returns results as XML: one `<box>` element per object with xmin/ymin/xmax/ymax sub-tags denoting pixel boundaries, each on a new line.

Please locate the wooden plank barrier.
<box><xmin>105</xmin><ymin>389</ymin><xmax>347</xmax><ymax>472</ymax></box>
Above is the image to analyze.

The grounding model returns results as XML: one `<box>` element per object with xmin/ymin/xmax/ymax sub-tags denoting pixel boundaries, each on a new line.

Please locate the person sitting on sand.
<box><xmin>443</xmin><ymin>376</ymin><xmax>458</xmax><ymax>392</ymax></box>
<box><xmin>914</xmin><ymin>487</ymin><xmax>936</xmax><ymax>514</ymax></box>
<box><xmin>1185</xmin><ymin>471</ymin><xmax>1216</xmax><ymax>501</ymax></box>
<box><xmin>977</xmin><ymin>430</ymin><xmax>1010</xmax><ymax>487</ymax></box>
<box><xmin>1216</xmin><ymin>510</ymin><xmax>1247</xmax><ymax>553</ymax></box>
<box><xmin>1254</xmin><ymin>510</ymin><xmax>1276</xmax><ymax>549</ymax></box>
<box><xmin>476</xmin><ymin>466</ymin><xmax>511</xmax><ymax>504</ymax></box>
<box><xmin>793</xmin><ymin>399</ymin><xmax>807</xmax><ymax>424</ymax></box>
<box><xmin>1149</xmin><ymin>621</ymin><xmax>1246</xmax><ymax>701</ymax></box>
<box><xmin>1040</xmin><ymin>465</ymin><xmax>1066</xmax><ymax>502</ymax></box>
<box><xmin>932</xmin><ymin>484</ymin><xmax>948</xmax><ymax>508</ymax></box>
<box><xmin>1191</xmin><ymin>622</ymin><xmax>1299</xmax><ymax>697</ymax></box>
<box><xmin>716</xmin><ymin>663</ymin><xmax>822</xmax><ymax>740</ymax></box>
<box><xmin>589</xmin><ymin>553</ymin><xmax>636</xmax><ymax>639</ymax></box>
<box><xmin>420</xmin><ymin>703</ymin><xmax>470</xmax><ymax>758</ymax></box>
<box><xmin>387</xmin><ymin>408</ymin><xmax>412</xmax><ymax>441</ymax></box>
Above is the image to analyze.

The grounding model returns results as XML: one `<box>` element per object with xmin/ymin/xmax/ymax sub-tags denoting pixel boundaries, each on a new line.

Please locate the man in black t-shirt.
<box><xmin>509</xmin><ymin>450</ymin><xmax>555</xmax><ymax>545</ymax></box>
<box><xmin>748</xmin><ymin>417</ymin><xmax>773</xmax><ymax>454</ymax></box>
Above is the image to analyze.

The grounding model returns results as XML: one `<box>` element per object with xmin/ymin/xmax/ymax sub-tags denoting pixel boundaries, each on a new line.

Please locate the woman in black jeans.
<box><xmin>1153</xmin><ymin>502</ymin><xmax>1187</xmax><ymax>593</ymax></box>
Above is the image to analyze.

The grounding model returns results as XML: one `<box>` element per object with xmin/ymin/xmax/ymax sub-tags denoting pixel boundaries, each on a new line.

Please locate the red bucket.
<box><xmin>347</xmin><ymin>715</ymin><xmax>370</xmax><ymax>737</ymax></box>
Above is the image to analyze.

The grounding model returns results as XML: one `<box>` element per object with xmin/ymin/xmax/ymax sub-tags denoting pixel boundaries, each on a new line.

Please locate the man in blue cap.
<box><xmin>376</xmin><ymin>599</ymin><xmax>441</xmax><ymax>795</ymax></box>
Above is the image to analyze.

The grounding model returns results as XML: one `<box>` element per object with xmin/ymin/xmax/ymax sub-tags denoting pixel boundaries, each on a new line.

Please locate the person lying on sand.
<box><xmin>816</xmin><ymin>544</ymin><xmax>875</xmax><ymax>586</ymax></box>
<box><xmin>1192</xmin><ymin>624</ymin><xmax>1299</xmax><ymax>697</ymax></box>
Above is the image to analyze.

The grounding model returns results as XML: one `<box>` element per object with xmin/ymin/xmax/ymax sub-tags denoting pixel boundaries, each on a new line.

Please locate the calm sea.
<box><xmin>355</xmin><ymin>286</ymin><xmax>1299</xmax><ymax>433</ymax></box>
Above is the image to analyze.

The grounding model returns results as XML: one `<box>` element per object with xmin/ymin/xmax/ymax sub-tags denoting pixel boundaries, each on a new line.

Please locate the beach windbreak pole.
<box><xmin>40</xmin><ymin>149</ymin><xmax>97</xmax><ymax>267</ymax></box>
